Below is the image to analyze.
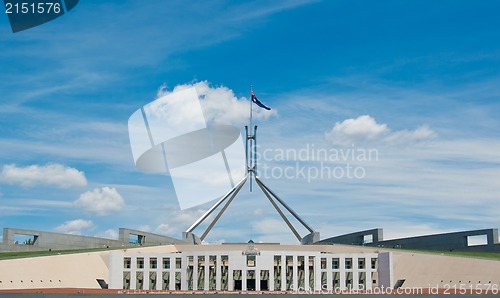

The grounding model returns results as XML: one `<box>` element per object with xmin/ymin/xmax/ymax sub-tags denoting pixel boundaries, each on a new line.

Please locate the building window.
<box><xmin>371</xmin><ymin>258</ymin><xmax>378</xmax><ymax>269</ymax></box>
<box><xmin>137</xmin><ymin>258</ymin><xmax>144</xmax><ymax>269</ymax></box>
<box><xmin>197</xmin><ymin>256</ymin><xmax>205</xmax><ymax>291</ymax></box>
<box><xmin>372</xmin><ymin>272</ymin><xmax>378</xmax><ymax>287</ymax></box>
<box><xmin>221</xmin><ymin>256</ymin><xmax>229</xmax><ymax>291</ymax></box>
<box><xmin>274</xmin><ymin>255</ymin><xmax>282</xmax><ymax>291</ymax></box>
<box><xmin>123</xmin><ymin>272</ymin><xmax>131</xmax><ymax>289</ymax></box>
<box><xmin>358</xmin><ymin>258</ymin><xmax>365</xmax><ymax>269</ymax></box>
<box><xmin>187</xmin><ymin>256</ymin><xmax>194</xmax><ymax>290</ymax></box>
<box><xmin>163</xmin><ymin>257</ymin><xmax>170</xmax><ymax>269</ymax></box>
<box><xmin>175</xmin><ymin>272</ymin><xmax>181</xmax><ymax>290</ymax></box>
<box><xmin>209</xmin><ymin>256</ymin><xmax>216</xmax><ymax>291</ymax></box>
<box><xmin>332</xmin><ymin>258</ymin><xmax>339</xmax><ymax>269</ymax></box>
<box><xmin>345</xmin><ymin>258</ymin><xmax>352</xmax><ymax>270</ymax></box>
<box><xmin>260</xmin><ymin>270</ymin><xmax>270</xmax><ymax>291</ymax></box>
<box><xmin>247</xmin><ymin>255</ymin><xmax>256</xmax><ymax>267</ymax></box>
<box><xmin>176</xmin><ymin>257</ymin><xmax>182</xmax><ymax>269</ymax></box>
<box><xmin>247</xmin><ymin>270</ymin><xmax>256</xmax><ymax>290</ymax></box>
<box><xmin>233</xmin><ymin>270</ymin><xmax>242</xmax><ymax>291</ymax></box>
<box><xmin>150</xmin><ymin>258</ymin><xmax>157</xmax><ymax>269</ymax></box>
<box><xmin>345</xmin><ymin>272</ymin><xmax>353</xmax><ymax>289</ymax></box>
<box><xmin>162</xmin><ymin>272</ymin><xmax>170</xmax><ymax>290</ymax></box>
<box><xmin>298</xmin><ymin>256</ymin><xmax>305</xmax><ymax>289</ymax></box>
<box><xmin>321</xmin><ymin>258</ymin><xmax>326</xmax><ymax>269</ymax></box>
<box><xmin>136</xmin><ymin>271</ymin><xmax>144</xmax><ymax>290</ymax></box>
<box><xmin>124</xmin><ymin>257</ymin><xmax>131</xmax><ymax>269</ymax></box>
<box><xmin>149</xmin><ymin>272</ymin><xmax>157</xmax><ymax>290</ymax></box>
<box><xmin>332</xmin><ymin>272</ymin><xmax>340</xmax><ymax>289</ymax></box>
<box><xmin>358</xmin><ymin>272</ymin><xmax>366</xmax><ymax>289</ymax></box>
<box><xmin>309</xmin><ymin>256</ymin><xmax>315</xmax><ymax>290</ymax></box>
<box><xmin>286</xmin><ymin>256</ymin><xmax>293</xmax><ymax>290</ymax></box>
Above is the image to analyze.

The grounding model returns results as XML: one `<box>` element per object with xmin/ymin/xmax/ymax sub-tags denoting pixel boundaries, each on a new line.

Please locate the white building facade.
<box><xmin>108</xmin><ymin>244</ymin><xmax>392</xmax><ymax>292</ymax></box>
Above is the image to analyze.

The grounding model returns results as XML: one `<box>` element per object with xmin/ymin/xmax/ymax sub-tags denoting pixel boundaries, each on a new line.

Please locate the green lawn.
<box><xmin>0</xmin><ymin>247</ymin><xmax>132</xmax><ymax>260</ymax></box>
<box><xmin>2</xmin><ymin>246</ymin><xmax>500</xmax><ymax>261</ymax></box>
<box><xmin>400</xmin><ymin>249</ymin><xmax>500</xmax><ymax>260</ymax></box>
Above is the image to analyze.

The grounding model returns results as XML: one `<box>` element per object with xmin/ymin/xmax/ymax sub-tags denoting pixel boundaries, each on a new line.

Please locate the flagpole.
<box><xmin>250</xmin><ymin>85</ymin><xmax>253</xmax><ymax>131</ymax></box>
<box><xmin>249</xmin><ymin>85</ymin><xmax>253</xmax><ymax>191</ymax></box>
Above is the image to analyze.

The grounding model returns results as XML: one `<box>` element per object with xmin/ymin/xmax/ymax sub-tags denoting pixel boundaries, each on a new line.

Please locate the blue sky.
<box><xmin>1</xmin><ymin>0</ymin><xmax>500</xmax><ymax>244</ymax></box>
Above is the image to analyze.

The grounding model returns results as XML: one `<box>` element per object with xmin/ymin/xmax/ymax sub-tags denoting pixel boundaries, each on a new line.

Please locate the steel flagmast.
<box><xmin>183</xmin><ymin>85</ymin><xmax>319</xmax><ymax>245</ymax></box>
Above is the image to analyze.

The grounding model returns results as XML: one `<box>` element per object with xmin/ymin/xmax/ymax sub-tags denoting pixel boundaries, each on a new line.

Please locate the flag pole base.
<box><xmin>301</xmin><ymin>232</ymin><xmax>320</xmax><ymax>245</ymax></box>
<box><xmin>182</xmin><ymin>232</ymin><xmax>202</xmax><ymax>245</ymax></box>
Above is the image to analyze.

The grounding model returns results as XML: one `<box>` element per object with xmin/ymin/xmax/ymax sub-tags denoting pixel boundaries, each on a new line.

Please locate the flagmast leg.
<box><xmin>254</xmin><ymin>125</ymin><xmax>258</xmax><ymax>176</ymax></box>
<box><xmin>249</xmin><ymin>85</ymin><xmax>253</xmax><ymax>191</ymax></box>
<box><xmin>250</xmin><ymin>85</ymin><xmax>253</xmax><ymax>131</ymax></box>
<box><xmin>245</xmin><ymin>126</ymin><xmax>249</xmax><ymax>171</ymax></box>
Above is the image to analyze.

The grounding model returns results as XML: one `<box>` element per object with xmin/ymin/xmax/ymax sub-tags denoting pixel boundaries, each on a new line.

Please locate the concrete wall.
<box><xmin>0</xmin><ymin>250</ymin><xmax>110</xmax><ymax>290</ymax></box>
<box><xmin>318</xmin><ymin>228</ymin><xmax>383</xmax><ymax>246</ymax></box>
<box><xmin>118</xmin><ymin>228</ymin><xmax>185</xmax><ymax>246</ymax></box>
<box><xmin>375</xmin><ymin>229</ymin><xmax>499</xmax><ymax>252</ymax></box>
<box><xmin>1</xmin><ymin>228</ymin><xmax>125</xmax><ymax>252</ymax></box>
<box><xmin>392</xmin><ymin>250</ymin><xmax>500</xmax><ymax>289</ymax></box>
<box><xmin>2</xmin><ymin>243</ymin><xmax>500</xmax><ymax>291</ymax></box>
<box><xmin>0</xmin><ymin>227</ymin><xmax>185</xmax><ymax>252</ymax></box>
<box><xmin>320</xmin><ymin>228</ymin><xmax>500</xmax><ymax>253</ymax></box>
<box><xmin>377</xmin><ymin>252</ymin><xmax>393</xmax><ymax>289</ymax></box>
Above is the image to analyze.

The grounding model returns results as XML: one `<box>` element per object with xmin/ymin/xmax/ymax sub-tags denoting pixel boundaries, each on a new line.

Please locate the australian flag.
<box><xmin>251</xmin><ymin>91</ymin><xmax>271</xmax><ymax>110</ymax></box>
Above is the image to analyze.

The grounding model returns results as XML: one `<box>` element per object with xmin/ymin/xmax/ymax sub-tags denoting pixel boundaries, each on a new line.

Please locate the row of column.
<box><xmin>120</xmin><ymin>254</ymin><xmax>379</xmax><ymax>291</ymax></box>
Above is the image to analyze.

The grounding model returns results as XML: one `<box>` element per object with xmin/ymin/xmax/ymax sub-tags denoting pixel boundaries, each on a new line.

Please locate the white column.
<box><xmin>108</xmin><ymin>253</ymin><xmax>124</xmax><ymax>290</ymax></box>
<box><xmin>326</xmin><ymin>256</ymin><xmax>332</xmax><ymax>291</ymax></box>
<box><xmin>156</xmin><ymin>266</ymin><xmax>161</xmax><ymax>291</ymax></box>
<box><xmin>269</xmin><ymin>256</ymin><xmax>275</xmax><ymax>291</ymax></box>
<box><xmin>292</xmin><ymin>255</ymin><xmax>298</xmax><ymax>291</ymax></box>
<box><xmin>169</xmin><ymin>270</ymin><xmax>175</xmax><ymax>291</ymax></box>
<box><xmin>143</xmin><ymin>257</ymin><xmax>150</xmax><ymax>290</ymax></box>
<box><xmin>280</xmin><ymin>255</ymin><xmax>286</xmax><ymax>291</ymax></box>
<box><xmin>256</xmin><ymin>269</ymin><xmax>261</xmax><ymax>291</ymax></box>
<box><xmin>339</xmin><ymin>257</ymin><xmax>345</xmax><ymax>291</ymax></box>
<box><xmin>315</xmin><ymin>255</ymin><xmax>321</xmax><ymax>291</ymax></box>
<box><xmin>304</xmin><ymin>255</ymin><xmax>310</xmax><ymax>291</ymax></box>
<box><xmin>353</xmin><ymin>257</ymin><xmax>359</xmax><ymax>290</ymax></box>
<box><xmin>130</xmin><ymin>256</ymin><xmax>137</xmax><ymax>290</ymax></box>
<box><xmin>216</xmin><ymin>255</ymin><xmax>221</xmax><ymax>291</ymax></box>
<box><xmin>228</xmin><ymin>270</ymin><xmax>234</xmax><ymax>291</ymax></box>
<box><xmin>181</xmin><ymin>257</ymin><xmax>187</xmax><ymax>290</ymax></box>
<box><xmin>242</xmin><ymin>269</ymin><xmax>247</xmax><ymax>291</ymax></box>
<box><xmin>204</xmin><ymin>255</ymin><xmax>210</xmax><ymax>291</ymax></box>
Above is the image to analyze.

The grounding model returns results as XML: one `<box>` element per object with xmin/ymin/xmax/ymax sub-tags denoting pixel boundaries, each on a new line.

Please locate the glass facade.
<box><xmin>114</xmin><ymin>251</ymin><xmax>383</xmax><ymax>292</ymax></box>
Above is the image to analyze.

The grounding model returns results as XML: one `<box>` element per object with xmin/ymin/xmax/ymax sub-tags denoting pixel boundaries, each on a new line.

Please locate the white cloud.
<box><xmin>75</xmin><ymin>187</ymin><xmax>125</xmax><ymax>216</ymax></box>
<box><xmin>253</xmin><ymin>208</ymin><xmax>265</xmax><ymax>216</ymax></box>
<box><xmin>138</xmin><ymin>225</ymin><xmax>152</xmax><ymax>233</ymax></box>
<box><xmin>157</xmin><ymin>81</ymin><xmax>277</xmax><ymax>126</ymax></box>
<box><xmin>384</xmin><ymin>124</ymin><xmax>437</xmax><ymax>144</ymax></box>
<box><xmin>325</xmin><ymin>115</ymin><xmax>388</xmax><ymax>145</ymax></box>
<box><xmin>153</xmin><ymin>208</ymin><xmax>207</xmax><ymax>237</ymax></box>
<box><xmin>0</xmin><ymin>163</ymin><xmax>87</xmax><ymax>188</ymax></box>
<box><xmin>253</xmin><ymin>218</ymin><xmax>296</xmax><ymax>238</ymax></box>
<box><xmin>154</xmin><ymin>223</ymin><xmax>176</xmax><ymax>236</ymax></box>
<box><xmin>96</xmin><ymin>229</ymin><xmax>119</xmax><ymax>240</ymax></box>
<box><xmin>325</xmin><ymin>115</ymin><xmax>436</xmax><ymax>146</ymax></box>
<box><xmin>55</xmin><ymin>219</ymin><xmax>94</xmax><ymax>235</ymax></box>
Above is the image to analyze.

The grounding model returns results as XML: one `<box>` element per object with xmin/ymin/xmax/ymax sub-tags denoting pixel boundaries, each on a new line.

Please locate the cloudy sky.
<box><xmin>1</xmin><ymin>0</ymin><xmax>500</xmax><ymax>244</ymax></box>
